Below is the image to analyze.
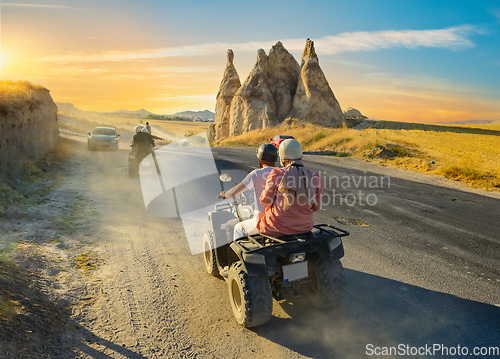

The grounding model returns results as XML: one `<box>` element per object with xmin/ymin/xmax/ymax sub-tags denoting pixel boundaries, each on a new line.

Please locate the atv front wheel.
<box><xmin>227</xmin><ymin>261</ymin><xmax>272</xmax><ymax>327</ymax></box>
<box><xmin>203</xmin><ymin>231</ymin><xmax>219</xmax><ymax>277</ymax></box>
<box><xmin>303</xmin><ymin>256</ymin><xmax>346</xmax><ymax>308</ymax></box>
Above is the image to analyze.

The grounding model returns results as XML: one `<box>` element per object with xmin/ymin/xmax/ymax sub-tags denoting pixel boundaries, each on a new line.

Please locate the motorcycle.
<box><xmin>128</xmin><ymin>142</ymin><xmax>156</xmax><ymax>178</ymax></box>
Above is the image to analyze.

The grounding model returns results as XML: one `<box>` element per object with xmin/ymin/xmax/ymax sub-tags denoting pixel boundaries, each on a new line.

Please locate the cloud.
<box><xmin>1</xmin><ymin>2</ymin><xmax>75</xmax><ymax>9</ymax></box>
<box><xmin>148</xmin><ymin>67</ymin><xmax>215</xmax><ymax>74</ymax></box>
<box><xmin>150</xmin><ymin>94</ymin><xmax>216</xmax><ymax>102</ymax></box>
<box><xmin>39</xmin><ymin>25</ymin><xmax>481</xmax><ymax>63</ymax></box>
<box><xmin>53</xmin><ymin>68</ymin><xmax>103</xmax><ymax>73</ymax></box>
<box><xmin>342</xmin><ymin>71</ymin><xmax>500</xmax><ymax>111</ymax></box>
<box><xmin>312</xmin><ymin>26</ymin><xmax>480</xmax><ymax>54</ymax></box>
<box><xmin>159</xmin><ymin>85</ymin><xmax>197</xmax><ymax>89</ymax></box>
<box><xmin>493</xmin><ymin>8</ymin><xmax>500</xmax><ymax>21</ymax></box>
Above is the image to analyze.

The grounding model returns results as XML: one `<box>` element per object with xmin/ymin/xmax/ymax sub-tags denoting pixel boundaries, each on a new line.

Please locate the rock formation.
<box><xmin>207</xmin><ymin>123</ymin><xmax>216</xmax><ymax>142</ymax></box>
<box><xmin>343</xmin><ymin>107</ymin><xmax>366</xmax><ymax>119</ymax></box>
<box><xmin>291</xmin><ymin>39</ymin><xmax>344</xmax><ymax>127</ymax></box>
<box><xmin>267</xmin><ymin>42</ymin><xmax>300</xmax><ymax>121</ymax></box>
<box><xmin>229</xmin><ymin>49</ymin><xmax>278</xmax><ymax>137</ymax></box>
<box><xmin>214</xmin><ymin>50</ymin><xmax>241</xmax><ymax>140</ymax></box>
<box><xmin>211</xmin><ymin>39</ymin><xmax>344</xmax><ymax>141</ymax></box>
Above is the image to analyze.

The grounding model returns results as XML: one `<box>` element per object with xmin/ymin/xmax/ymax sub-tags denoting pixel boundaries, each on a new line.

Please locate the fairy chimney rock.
<box><xmin>291</xmin><ymin>39</ymin><xmax>344</xmax><ymax>127</ymax></box>
<box><xmin>229</xmin><ymin>49</ymin><xmax>278</xmax><ymax>136</ymax></box>
<box><xmin>214</xmin><ymin>49</ymin><xmax>241</xmax><ymax>140</ymax></box>
<box><xmin>213</xmin><ymin>39</ymin><xmax>345</xmax><ymax>140</ymax></box>
<box><xmin>267</xmin><ymin>41</ymin><xmax>300</xmax><ymax>121</ymax></box>
<box><xmin>254</xmin><ymin>48</ymin><xmax>269</xmax><ymax>72</ymax></box>
<box><xmin>301</xmin><ymin>38</ymin><xmax>318</xmax><ymax>64</ymax></box>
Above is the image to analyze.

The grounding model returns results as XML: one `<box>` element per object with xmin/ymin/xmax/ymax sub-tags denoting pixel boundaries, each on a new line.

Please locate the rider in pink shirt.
<box><xmin>257</xmin><ymin>139</ymin><xmax>323</xmax><ymax>237</ymax></box>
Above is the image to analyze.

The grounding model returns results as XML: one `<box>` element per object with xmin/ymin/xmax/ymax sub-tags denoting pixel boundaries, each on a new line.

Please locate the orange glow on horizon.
<box><xmin>1</xmin><ymin>39</ymin><xmax>498</xmax><ymax>124</ymax></box>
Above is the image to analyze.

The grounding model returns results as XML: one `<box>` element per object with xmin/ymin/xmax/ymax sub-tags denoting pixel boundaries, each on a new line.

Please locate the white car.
<box><xmin>87</xmin><ymin>127</ymin><xmax>120</xmax><ymax>151</ymax></box>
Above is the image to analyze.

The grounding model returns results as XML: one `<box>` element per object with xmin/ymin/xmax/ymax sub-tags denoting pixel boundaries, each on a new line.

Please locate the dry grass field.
<box><xmin>0</xmin><ymin>80</ymin><xmax>45</xmax><ymax>97</ymax></box>
<box><xmin>464</xmin><ymin>122</ymin><xmax>500</xmax><ymax>131</ymax></box>
<box><xmin>147</xmin><ymin>119</ymin><xmax>210</xmax><ymax>137</ymax></box>
<box><xmin>0</xmin><ymin>80</ymin><xmax>46</xmax><ymax>114</ymax></box>
<box><xmin>216</xmin><ymin>120</ymin><xmax>500</xmax><ymax>191</ymax></box>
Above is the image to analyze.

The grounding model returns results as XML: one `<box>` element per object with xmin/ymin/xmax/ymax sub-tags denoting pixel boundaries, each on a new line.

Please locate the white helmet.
<box><xmin>134</xmin><ymin>126</ymin><xmax>143</xmax><ymax>133</ymax></box>
<box><xmin>279</xmin><ymin>139</ymin><xmax>302</xmax><ymax>160</ymax></box>
<box><xmin>141</xmin><ymin>127</ymin><xmax>149</xmax><ymax>133</ymax></box>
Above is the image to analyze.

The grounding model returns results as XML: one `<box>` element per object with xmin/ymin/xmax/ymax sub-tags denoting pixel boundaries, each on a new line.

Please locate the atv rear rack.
<box><xmin>234</xmin><ymin>224</ymin><xmax>349</xmax><ymax>253</ymax></box>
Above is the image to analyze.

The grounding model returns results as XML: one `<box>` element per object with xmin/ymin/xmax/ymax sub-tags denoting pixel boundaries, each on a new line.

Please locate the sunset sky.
<box><xmin>1</xmin><ymin>0</ymin><xmax>499</xmax><ymax>123</ymax></box>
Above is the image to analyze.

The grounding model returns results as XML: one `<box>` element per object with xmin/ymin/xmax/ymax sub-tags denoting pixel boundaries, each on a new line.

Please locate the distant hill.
<box><xmin>171</xmin><ymin>110</ymin><xmax>215</xmax><ymax>120</ymax></box>
<box><xmin>438</xmin><ymin>119</ymin><xmax>495</xmax><ymax>125</ymax></box>
<box><xmin>56</xmin><ymin>102</ymin><xmax>88</xmax><ymax>117</ymax></box>
<box><xmin>57</xmin><ymin>103</ymin><xmax>153</xmax><ymax>117</ymax></box>
<box><xmin>56</xmin><ymin>103</ymin><xmax>214</xmax><ymax>121</ymax></box>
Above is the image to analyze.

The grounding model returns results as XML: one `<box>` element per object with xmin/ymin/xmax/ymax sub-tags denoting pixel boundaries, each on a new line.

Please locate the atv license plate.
<box><xmin>282</xmin><ymin>261</ymin><xmax>308</xmax><ymax>283</ymax></box>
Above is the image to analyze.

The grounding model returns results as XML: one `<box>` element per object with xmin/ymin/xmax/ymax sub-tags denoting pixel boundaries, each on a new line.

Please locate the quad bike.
<box><xmin>203</xmin><ymin>173</ymin><xmax>349</xmax><ymax>327</ymax></box>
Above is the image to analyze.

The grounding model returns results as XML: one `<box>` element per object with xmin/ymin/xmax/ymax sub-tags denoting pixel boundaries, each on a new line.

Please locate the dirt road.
<box><xmin>58</xmin><ymin>137</ymin><xmax>331</xmax><ymax>358</ymax></box>
<box><xmin>4</xmin><ymin>129</ymin><xmax>499</xmax><ymax>358</ymax></box>
<box><xmin>77</xmin><ymin>140</ymin><xmax>500</xmax><ymax>358</ymax></box>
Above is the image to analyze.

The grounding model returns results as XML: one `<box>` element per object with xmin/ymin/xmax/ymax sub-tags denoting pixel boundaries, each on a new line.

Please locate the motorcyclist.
<box><xmin>220</xmin><ymin>143</ymin><xmax>278</xmax><ymax>242</ymax></box>
<box><xmin>131</xmin><ymin>126</ymin><xmax>156</xmax><ymax>162</ymax></box>
<box><xmin>257</xmin><ymin>139</ymin><xmax>323</xmax><ymax>237</ymax></box>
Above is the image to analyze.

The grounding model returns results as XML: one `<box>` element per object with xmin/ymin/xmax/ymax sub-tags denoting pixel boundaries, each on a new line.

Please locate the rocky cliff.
<box><xmin>0</xmin><ymin>82</ymin><xmax>59</xmax><ymax>179</ymax></box>
<box><xmin>211</xmin><ymin>39</ymin><xmax>344</xmax><ymax>141</ymax></box>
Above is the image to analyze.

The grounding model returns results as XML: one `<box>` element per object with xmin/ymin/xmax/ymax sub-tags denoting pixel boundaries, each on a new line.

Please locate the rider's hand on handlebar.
<box><xmin>219</xmin><ymin>191</ymin><xmax>226</xmax><ymax>199</ymax></box>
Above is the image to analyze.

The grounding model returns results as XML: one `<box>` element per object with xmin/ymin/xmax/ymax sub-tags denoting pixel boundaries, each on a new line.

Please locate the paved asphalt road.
<box><xmin>211</xmin><ymin>147</ymin><xmax>500</xmax><ymax>355</ymax></box>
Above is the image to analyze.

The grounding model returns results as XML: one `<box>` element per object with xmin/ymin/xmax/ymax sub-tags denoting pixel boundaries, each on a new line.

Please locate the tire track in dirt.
<box><xmin>127</xmin><ymin>234</ymin><xmax>206</xmax><ymax>357</ymax></box>
<box><xmin>79</xmin><ymin>212</ymin><xmax>216</xmax><ymax>358</ymax></box>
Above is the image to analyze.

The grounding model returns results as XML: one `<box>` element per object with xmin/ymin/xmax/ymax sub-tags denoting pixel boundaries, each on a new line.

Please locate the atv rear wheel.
<box><xmin>227</xmin><ymin>261</ymin><xmax>272</xmax><ymax>327</ymax></box>
<box><xmin>303</xmin><ymin>256</ymin><xmax>346</xmax><ymax>308</ymax></box>
<box><xmin>203</xmin><ymin>231</ymin><xmax>219</xmax><ymax>277</ymax></box>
